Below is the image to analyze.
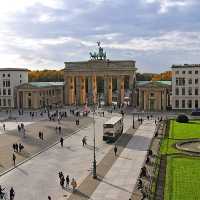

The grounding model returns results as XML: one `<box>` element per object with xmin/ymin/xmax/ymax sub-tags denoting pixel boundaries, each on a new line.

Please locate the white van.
<box><xmin>103</xmin><ymin>116</ymin><xmax>123</xmax><ymax>142</ymax></box>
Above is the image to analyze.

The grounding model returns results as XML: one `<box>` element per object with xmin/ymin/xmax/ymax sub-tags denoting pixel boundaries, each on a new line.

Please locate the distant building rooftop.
<box><xmin>0</xmin><ymin>68</ymin><xmax>29</xmax><ymax>71</ymax></box>
<box><xmin>172</xmin><ymin>64</ymin><xmax>200</xmax><ymax>68</ymax></box>
<box><xmin>137</xmin><ymin>80</ymin><xmax>171</xmax><ymax>86</ymax></box>
<box><xmin>17</xmin><ymin>82</ymin><xmax>65</xmax><ymax>89</ymax></box>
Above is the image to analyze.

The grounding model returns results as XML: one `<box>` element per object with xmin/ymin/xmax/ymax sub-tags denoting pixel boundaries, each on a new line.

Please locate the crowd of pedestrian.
<box><xmin>58</xmin><ymin>172</ymin><xmax>77</xmax><ymax>192</ymax></box>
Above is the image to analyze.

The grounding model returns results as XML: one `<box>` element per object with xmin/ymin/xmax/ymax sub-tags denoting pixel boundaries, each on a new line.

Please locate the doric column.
<box><xmin>80</xmin><ymin>76</ymin><xmax>86</xmax><ymax>105</ymax></box>
<box><xmin>129</xmin><ymin>74</ymin><xmax>136</xmax><ymax>107</ymax></box>
<box><xmin>76</xmin><ymin>76</ymin><xmax>80</xmax><ymax>105</ymax></box>
<box><xmin>92</xmin><ymin>75</ymin><xmax>97</xmax><ymax>104</ymax></box>
<box><xmin>67</xmin><ymin>76</ymin><xmax>75</xmax><ymax>105</ymax></box>
<box><xmin>87</xmin><ymin>76</ymin><xmax>93</xmax><ymax>105</ymax></box>
<box><xmin>104</xmin><ymin>76</ymin><xmax>112</xmax><ymax>105</ymax></box>
<box><xmin>117</xmin><ymin>76</ymin><xmax>125</xmax><ymax>105</ymax></box>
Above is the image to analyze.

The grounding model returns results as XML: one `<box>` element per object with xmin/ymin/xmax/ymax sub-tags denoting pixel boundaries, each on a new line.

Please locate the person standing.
<box><xmin>2</xmin><ymin>124</ymin><xmax>5</xmax><ymax>131</ymax></box>
<box><xmin>12</xmin><ymin>153</ymin><xmax>16</xmax><ymax>166</ymax></box>
<box><xmin>48</xmin><ymin>196</ymin><xmax>51</xmax><ymax>200</ymax></box>
<box><xmin>60</xmin><ymin>137</ymin><xmax>64</xmax><ymax>147</ymax></box>
<box><xmin>66</xmin><ymin>175</ymin><xmax>70</xmax><ymax>188</ymax></box>
<box><xmin>114</xmin><ymin>145</ymin><xmax>117</xmax><ymax>156</ymax></box>
<box><xmin>10</xmin><ymin>187</ymin><xmax>15</xmax><ymax>200</ymax></box>
<box><xmin>71</xmin><ymin>178</ymin><xmax>77</xmax><ymax>192</ymax></box>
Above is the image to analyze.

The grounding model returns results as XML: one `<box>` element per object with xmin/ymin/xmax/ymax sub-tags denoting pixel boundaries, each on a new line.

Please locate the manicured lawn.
<box><xmin>165</xmin><ymin>156</ymin><xmax>200</xmax><ymax>200</ymax></box>
<box><xmin>169</xmin><ymin>120</ymin><xmax>200</xmax><ymax>139</ymax></box>
<box><xmin>161</xmin><ymin>120</ymin><xmax>200</xmax><ymax>200</ymax></box>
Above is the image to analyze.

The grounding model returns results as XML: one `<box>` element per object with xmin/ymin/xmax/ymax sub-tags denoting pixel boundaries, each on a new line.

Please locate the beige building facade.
<box><xmin>137</xmin><ymin>81</ymin><xmax>171</xmax><ymax>111</ymax></box>
<box><xmin>64</xmin><ymin>60</ymin><xmax>137</xmax><ymax>106</ymax></box>
<box><xmin>172</xmin><ymin>64</ymin><xmax>200</xmax><ymax>110</ymax></box>
<box><xmin>16</xmin><ymin>82</ymin><xmax>64</xmax><ymax>109</ymax></box>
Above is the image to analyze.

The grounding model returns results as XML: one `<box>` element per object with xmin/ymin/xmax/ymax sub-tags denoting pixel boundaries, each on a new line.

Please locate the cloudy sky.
<box><xmin>0</xmin><ymin>0</ymin><xmax>200</xmax><ymax>72</ymax></box>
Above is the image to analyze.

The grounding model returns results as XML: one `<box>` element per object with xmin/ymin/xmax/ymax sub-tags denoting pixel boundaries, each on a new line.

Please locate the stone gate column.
<box><xmin>76</xmin><ymin>76</ymin><xmax>80</xmax><ymax>105</ymax></box>
<box><xmin>117</xmin><ymin>76</ymin><xmax>125</xmax><ymax>105</ymax></box>
<box><xmin>87</xmin><ymin>76</ymin><xmax>93</xmax><ymax>105</ymax></box>
<box><xmin>104</xmin><ymin>76</ymin><xmax>112</xmax><ymax>105</ymax></box>
<box><xmin>80</xmin><ymin>76</ymin><xmax>86</xmax><ymax>105</ymax></box>
<box><xmin>129</xmin><ymin>74</ymin><xmax>136</xmax><ymax>107</ymax></box>
<box><xmin>92</xmin><ymin>75</ymin><xmax>97</xmax><ymax>104</ymax></box>
<box><xmin>68</xmin><ymin>76</ymin><xmax>75</xmax><ymax>105</ymax></box>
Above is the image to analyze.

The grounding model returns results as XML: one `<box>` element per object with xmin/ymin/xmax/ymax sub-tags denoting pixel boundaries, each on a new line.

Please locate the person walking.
<box><xmin>66</xmin><ymin>175</ymin><xmax>70</xmax><ymax>188</ymax></box>
<box><xmin>12</xmin><ymin>153</ymin><xmax>16</xmax><ymax>166</ymax></box>
<box><xmin>60</xmin><ymin>137</ymin><xmax>64</xmax><ymax>147</ymax></box>
<box><xmin>71</xmin><ymin>178</ymin><xmax>77</xmax><ymax>192</ymax></box>
<box><xmin>114</xmin><ymin>145</ymin><xmax>117</xmax><ymax>156</ymax></box>
<box><xmin>10</xmin><ymin>187</ymin><xmax>15</xmax><ymax>200</ymax></box>
<box><xmin>2</xmin><ymin>124</ymin><xmax>5</xmax><ymax>131</ymax></box>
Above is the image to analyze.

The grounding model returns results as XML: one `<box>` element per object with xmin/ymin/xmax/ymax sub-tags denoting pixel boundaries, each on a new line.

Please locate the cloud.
<box><xmin>144</xmin><ymin>0</ymin><xmax>194</xmax><ymax>13</ymax></box>
<box><xmin>0</xmin><ymin>0</ymin><xmax>200</xmax><ymax>72</ymax></box>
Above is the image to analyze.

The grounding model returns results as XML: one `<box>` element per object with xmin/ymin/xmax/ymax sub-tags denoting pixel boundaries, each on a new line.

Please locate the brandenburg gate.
<box><xmin>64</xmin><ymin>43</ymin><xmax>137</xmax><ymax>106</ymax></box>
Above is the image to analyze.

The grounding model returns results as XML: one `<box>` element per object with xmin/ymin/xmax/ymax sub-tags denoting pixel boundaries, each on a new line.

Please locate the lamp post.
<box><xmin>92</xmin><ymin>96</ymin><xmax>97</xmax><ymax>179</ymax></box>
<box><xmin>132</xmin><ymin>113</ymin><xmax>135</xmax><ymax>129</ymax></box>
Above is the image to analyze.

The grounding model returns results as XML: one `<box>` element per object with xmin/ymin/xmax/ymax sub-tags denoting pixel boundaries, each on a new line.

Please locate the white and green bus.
<box><xmin>103</xmin><ymin>116</ymin><xmax>123</xmax><ymax>142</ymax></box>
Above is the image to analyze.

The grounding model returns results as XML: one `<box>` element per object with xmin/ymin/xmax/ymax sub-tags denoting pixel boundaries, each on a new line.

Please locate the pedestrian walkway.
<box><xmin>89</xmin><ymin>120</ymin><xmax>156</xmax><ymax>200</ymax></box>
<box><xmin>0</xmin><ymin>115</ymin><xmax>132</xmax><ymax>200</ymax></box>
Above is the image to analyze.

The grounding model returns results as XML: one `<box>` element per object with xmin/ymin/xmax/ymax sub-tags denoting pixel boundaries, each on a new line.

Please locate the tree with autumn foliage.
<box><xmin>29</xmin><ymin>70</ymin><xmax>64</xmax><ymax>82</ymax></box>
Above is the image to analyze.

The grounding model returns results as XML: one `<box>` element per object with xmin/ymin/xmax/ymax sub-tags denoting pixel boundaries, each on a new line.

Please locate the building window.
<box><xmin>195</xmin><ymin>70</ymin><xmax>198</xmax><ymax>74</ymax></box>
<box><xmin>175</xmin><ymin>88</ymin><xmax>179</xmax><ymax>95</ymax></box>
<box><xmin>52</xmin><ymin>90</ymin><xmax>55</xmax><ymax>96</ymax></box>
<box><xmin>8</xmin><ymin>74</ymin><xmax>10</xmax><ymax>77</ymax></box>
<box><xmin>28</xmin><ymin>93</ymin><xmax>31</xmax><ymax>97</ymax></box>
<box><xmin>20</xmin><ymin>80</ymin><xmax>22</xmax><ymax>84</ymax></box>
<box><xmin>188</xmin><ymin>100</ymin><xmax>192</xmax><ymax>108</ymax></box>
<box><xmin>3</xmin><ymin>89</ymin><xmax>6</xmax><ymax>95</ymax></box>
<box><xmin>188</xmin><ymin>71</ymin><xmax>192</xmax><ymax>74</ymax></box>
<box><xmin>182</xmin><ymin>71</ymin><xmax>185</xmax><ymax>74</ymax></box>
<box><xmin>0</xmin><ymin>99</ymin><xmax>1</xmax><ymax>106</ymax></box>
<box><xmin>8</xmin><ymin>89</ymin><xmax>11</xmax><ymax>95</ymax></box>
<box><xmin>195</xmin><ymin>88</ymin><xmax>198</xmax><ymax>95</ymax></box>
<box><xmin>195</xmin><ymin>79</ymin><xmax>198</xmax><ymax>84</ymax></box>
<box><xmin>188</xmin><ymin>79</ymin><xmax>192</xmax><ymax>84</ymax></box>
<box><xmin>3</xmin><ymin>99</ymin><xmax>6</xmax><ymax>106</ymax></box>
<box><xmin>3</xmin><ymin>74</ymin><xmax>5</xmax><ymax>77</ymax></box>
<box><xmin>20</xmin><ymin>74</ymin><xmax>22</xmax><ymax>78</ymax></box>
<box><xmin>8</xmin><ymin>99</ymin><xmax>11</xmax><ymax>107</ymax></box>
<box><xmin>3</xmin><ymin>81</ymin><xmax>5</xmax><ymax>87</ymax></box>
<box><xmin>175</xmin><ymin>71</ymin><xmax>179</xmax><ymax>75</ymax></box>
<box><xmin>175</xmin><ymin>100</ymin><xmax>179</xmax><ymax>108</ymax></box>
<box><xmin>182</xmin><ymin>100</ymin><xmax>185</xmax><ymax>108</ymax></box>
<box><xmin>188</xmin><ymin>87</ymin><xmax>192</xmax><ymax>95</ymax></box>
<box><xmin>182</xmin><ymin>88</ymin><xmax>185</xmax><ymax>95</ymax></box>
<box><xmin>195</xmin><ymin>100</ymin><xmax>198</xmax><ymax>108</ymax></box>
<box><xmin>150</xmin><ymin>93</ymin><xmax>154</xmax><ymax>97</ymax></box>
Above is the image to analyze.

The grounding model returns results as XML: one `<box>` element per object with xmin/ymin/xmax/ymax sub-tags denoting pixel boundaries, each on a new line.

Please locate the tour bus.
<box><xmin>103</xmin><ymin>116</ymin><xmax>123</xmax><ymax>142</ymax></box>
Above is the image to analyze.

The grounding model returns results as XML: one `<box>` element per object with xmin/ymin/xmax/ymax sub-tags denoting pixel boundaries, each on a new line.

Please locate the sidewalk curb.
<box><xmin>0</xmin><ymin>125</ymin><xmax>90</xmax><ymax>177</ymax></box>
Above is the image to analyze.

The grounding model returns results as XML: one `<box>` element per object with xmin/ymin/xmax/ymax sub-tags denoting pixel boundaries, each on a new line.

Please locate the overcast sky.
<box><xmin>0</xmin><ymin>0</ymin><xmax>200</xmax><ymax>72</ymax></box>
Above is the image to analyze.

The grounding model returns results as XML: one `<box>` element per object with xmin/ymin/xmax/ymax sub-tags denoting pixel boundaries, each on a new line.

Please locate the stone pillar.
<box><xmin>76</xmin><ymin>76</ymin><xmax>80</xmax><ymax>105</ymax></box>
<box><xmin>117</xmin><ymin>76</ymin><xmax>125</xmax><ymax>105</ymax></box>
<box><xmin>129</xmin><ymin>74</ymin><xmax>136</xmax><ymax>107</ymax></box>
<box><xmin>68</xmin><ymin>76</ymin><xmax>75</xmax><ymax>105</ymax></box>
<box><xmin>87</xmin><ymin>76</ymin><xmax>93</xmax><ymax>105</ymax></box>
<box><xmin>92</xmin><ymin>75</ymin><xmax>97</xmax><ymax>104</ymax></box>
<box><xmin>80</xmin><ymin>76</ymin><xmax>86</xmax><ymax>105</ymax></box>
<box><xmin>104</xmin><ymin>76</ymin><xmax>112</xmax><ymax>105</ymax></box>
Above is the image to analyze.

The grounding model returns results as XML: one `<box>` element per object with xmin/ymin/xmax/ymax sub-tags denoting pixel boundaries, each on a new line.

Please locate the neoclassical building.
<box><xmin>64</xmin><ymin>60</ymin><xmax>137</xmax><ymax>106</ymax></box>
<box><xmin>64</xmin><ymin>44</ymin><xmax>137</xmax><ymax>106</ymax></box>
<box><xmin>137</xmin><ymin>81</ymin><xmax>171</xmax><ymax>111</ymax></box>
<box><xmin>16</xmin><ymin>82</ymin><xmax>64</xmax><ymax>109</ymax></box>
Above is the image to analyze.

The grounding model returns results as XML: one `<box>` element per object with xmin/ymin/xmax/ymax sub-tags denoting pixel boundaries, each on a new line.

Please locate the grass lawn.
<box><xmin>165</xmin><ymin>155</ymin><xmax>200</xmax><ymax>200</ymax></box>
<box><xmin>161</xmin><ymin>120</ymin><xmax>200</xmax><ymax>200</ymax></box>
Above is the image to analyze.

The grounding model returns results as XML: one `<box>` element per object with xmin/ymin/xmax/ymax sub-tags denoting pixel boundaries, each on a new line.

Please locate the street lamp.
<box><xmin>92</xmin><ymin>99</ymin><xmax>97</xmax><ymax>179</ymax></box>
